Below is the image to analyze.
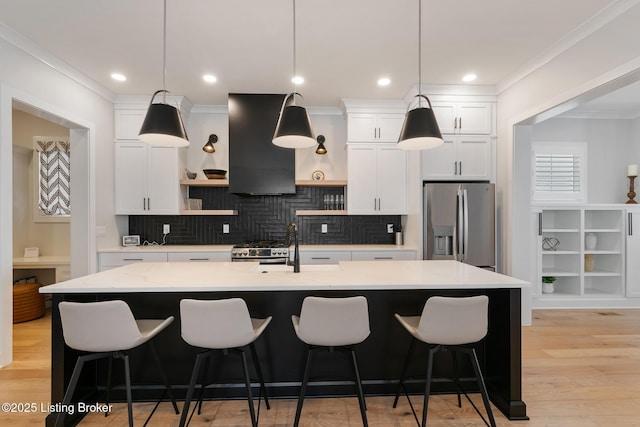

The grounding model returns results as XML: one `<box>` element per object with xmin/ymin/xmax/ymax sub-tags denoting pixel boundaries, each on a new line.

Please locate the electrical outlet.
<box><xmin>321</xmin><ymin>224</ymin><xmax>328</xmax><ymax>234</ymax></box>
<box><xmin>223</xmin><ymin>224</ymin><xmax>230</xmax><ymax>234</ymax></box>
<box><xmin>163</xmin><ymin>224</ymin><xmax>170</xmax><ymax>234</ymax></box>
<box><xmin>387</xmin><ymin>224</ymin><xmax>394</xmax><ymax>234</ymax></box>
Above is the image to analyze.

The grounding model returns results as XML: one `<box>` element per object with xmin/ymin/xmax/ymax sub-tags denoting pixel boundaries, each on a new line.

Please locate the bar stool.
<box><xmin>291</xmin><ymin>296</ymin><xmax>370</xmax><ymax>427</ymax></box>
<box><xmin>179</xmin><ymin>298</ymin><xmax>272</xmax><ymax>427</ymax></box>
<box><xmin>56</xmin><ymin>300</ymin><xmax>179</xmax><ymax>427</ymax></box>
<box><xmin>392</xmin><ymin>295</ymin><xmax>496</xmax><ymax>427</ymax></box>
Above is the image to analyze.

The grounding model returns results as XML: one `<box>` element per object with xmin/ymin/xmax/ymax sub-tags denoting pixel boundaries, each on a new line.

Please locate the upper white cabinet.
<box><xmin>114</xmin><ymin>109</ymin><xmax>146</xmax><ymax>140</ymax></box>
<box><xmin>422</xmin><ymin>135</ymin><xmax>492</xmax><ymax>181</ymax></box>
<box><xmin>431</xmin><ymin>102</ymin><xmax>493</xmax><ymax>135</ymax></box>
<box><xmin>341</xmin><ymin>98</ymin><xmax>407</xmax><ymax>143</ymax></box>
<box><xmin>347</xmin><ymin>143</ymin><xmax>407</xmax><ymax>215</ymax></box>
<box><xmin>115</xmin><ymin>142</ymin><xmax>182</xmax><ymax>215</ymax></box>
<box><xmin>347</xmin><ymin>113</ymin><xmax>405</xmax><ymax>142</ymax></box>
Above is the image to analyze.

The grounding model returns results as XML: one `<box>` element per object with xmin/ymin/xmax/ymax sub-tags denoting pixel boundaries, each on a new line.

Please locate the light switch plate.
<box><xmin>163</xmin><ymin>224</ymin><xmax>170</xmax><ymax>234</ymax></box>
<box><xmin>321</xmin><ymin>224</ymin><xmax>328</xmax><ymax>233</ymax></box>
<box><xmin>223</xmin><ymin>224</ymin><xmax>230</xmax><ymax>234</ymax></box>
<box><xmin>387</xmin><ymin>224</ymin><xmax>394</xmax><ymax>233</ymax></box>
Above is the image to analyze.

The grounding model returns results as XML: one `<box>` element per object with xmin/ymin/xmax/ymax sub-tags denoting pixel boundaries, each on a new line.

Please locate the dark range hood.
<box><xmin>228</xmin><ymin>93</ymin><xmax>295</xmax><ymax>195</ymax></box>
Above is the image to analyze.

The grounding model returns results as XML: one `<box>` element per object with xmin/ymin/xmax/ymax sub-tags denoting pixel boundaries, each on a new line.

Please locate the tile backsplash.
<box><xmin>128</xmin><ymin>186</ymin><xmax>400</xmax><ymax>245</ymax></box>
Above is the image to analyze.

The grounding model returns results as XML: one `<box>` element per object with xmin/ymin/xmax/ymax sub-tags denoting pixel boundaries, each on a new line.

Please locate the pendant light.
<box><xmin>315</xmin><ymin>135</ymin><xmax>327</xmax><ymax>155</ymax></box>
<box><xmin>202</xmin><ymin>134</ymin><xmax>217</xmax><ymax>153</ymax></box>
<box><xmin>272</xmin><ymin>0</ymin><xmax>316</xmax><ymax>149</ymax></box>
<box><xmin>397</xmin><ymin>0</ymin><xmax>443</xmax><ymax>150</ymax></box>
<box><xmin>138</xmin><ymin>0</ymin><xmax>189</xmax><ymax>147</ymax></box>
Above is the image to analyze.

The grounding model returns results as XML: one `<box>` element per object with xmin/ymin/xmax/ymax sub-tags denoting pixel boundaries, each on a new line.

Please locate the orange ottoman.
<box><xmin>13</xmin><ymin>283</ymin><xmax>45</xmax><ymax>323</ymax></box>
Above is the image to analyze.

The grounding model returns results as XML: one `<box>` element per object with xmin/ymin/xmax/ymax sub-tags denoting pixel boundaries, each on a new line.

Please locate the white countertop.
<box><xmin>40</xmin><ymin>260</ymin><xmax>529</xmax><ymax>293</ymax></box>
<box><xmin>97</xmin><ymin>244</ymin><xmax>416</xmax><ymax>253</ymax></box>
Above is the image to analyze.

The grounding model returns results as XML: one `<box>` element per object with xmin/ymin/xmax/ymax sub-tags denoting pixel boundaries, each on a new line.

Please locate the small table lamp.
<box><xmin>626</xmin><ymin>164</ymin><xmax>638</xmax><ymax>204</ymax></box>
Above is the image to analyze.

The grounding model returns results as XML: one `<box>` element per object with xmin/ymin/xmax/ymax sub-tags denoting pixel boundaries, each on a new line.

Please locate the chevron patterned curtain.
<box><xmin>35</xmin><ymin>137</ymin><xmax>71</xmax><ymax>216</ymax></box>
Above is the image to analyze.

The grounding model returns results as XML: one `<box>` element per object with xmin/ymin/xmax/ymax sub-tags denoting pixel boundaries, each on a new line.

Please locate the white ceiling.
<box><xmin>0</xmin><ymin>0</ymin><xmax>631</xmax><ymax>109</ymax></box>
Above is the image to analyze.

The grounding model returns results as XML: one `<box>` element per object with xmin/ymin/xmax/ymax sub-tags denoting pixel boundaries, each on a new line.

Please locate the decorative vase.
<box><xmin>585</xmin><ymin>233</ymin><xmax>597</xmax><ymax>250</ymax></box>
<box><xmin>542</xmin><ymin>282</ymin><xmax>555</xmax><ymax>294</ymax></box>
<box><xmin>585</xmin><ymin>254</ymin><xmax>595</xmax><ymax>272</ymax></box>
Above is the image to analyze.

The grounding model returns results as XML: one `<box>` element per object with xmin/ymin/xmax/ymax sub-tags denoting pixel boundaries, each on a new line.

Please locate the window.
<box><xmin>33</xmin><ymin>136</ymin><xmax>70</xmax><ymax>221</ymax></box>
<box><xmin>532</xmin><ymin>142</ymin><xmax>587</xmax><ymax>203</ymax></box>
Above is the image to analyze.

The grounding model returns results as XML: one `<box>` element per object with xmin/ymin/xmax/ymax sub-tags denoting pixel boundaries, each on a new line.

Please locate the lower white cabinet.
<box><xmin>167</xmin><ymin>252</ymin><xmax>231</xmax><ymax>262</ymax></box>
<box><xmin>347</xmin><ymin>144</ymin><xmax>408</xmax><ymax>215</ymax></box>
<box><xmin>351</xmin><ymin>250</ymin><xmax>416</xmax><ymax>261</ymax></box>
<box><xmin>626</xmin><ymin>208</ymin><xmax>640</xmax><ymax>297</ymax></box>
<box><xmin>299</xmin><ymin>251</ymin><xmax>352</xmax><ymax>264</ymax></box>
<box><xmin>98</xmin><ymin>252</ymin><xmax>168</xmax><ymax>271</ymax></box>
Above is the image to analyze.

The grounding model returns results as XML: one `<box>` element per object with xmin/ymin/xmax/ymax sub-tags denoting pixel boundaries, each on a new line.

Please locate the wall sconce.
<box><xmin>316</xmin><ymin>135</ymin><xmax>327</xmax><ymax>155</ymax></box>
<box><xmin>202</xmin><ymin>134</ymin><xmax>217</xmax><ymax>153</ymax></box>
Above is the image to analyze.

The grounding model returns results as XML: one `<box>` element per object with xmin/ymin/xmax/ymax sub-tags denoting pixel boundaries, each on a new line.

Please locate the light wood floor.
<box><xmin>2</xmin><ymin>308</ymin><xmax>640</xmax><ymax>426</ymax></box>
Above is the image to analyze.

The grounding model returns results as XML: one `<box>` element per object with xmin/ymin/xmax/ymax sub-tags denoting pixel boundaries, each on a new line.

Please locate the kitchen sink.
<box><xmin>251</xmin><ymin>264</ymin><xmax>341</xmax><ymax>273</ymax></box>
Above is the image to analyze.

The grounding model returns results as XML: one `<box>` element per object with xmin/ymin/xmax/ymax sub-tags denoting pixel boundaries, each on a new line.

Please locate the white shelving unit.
<box><xmin>534</xmin><ymin>207</ymin><xmax>626</xmax><ymax>307</ymax></box>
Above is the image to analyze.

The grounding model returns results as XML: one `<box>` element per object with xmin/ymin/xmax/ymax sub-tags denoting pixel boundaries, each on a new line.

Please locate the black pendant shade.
<box><xmin>272</xmin><ymin>96</ymin><xmax>316</xmax><ymax>148</ymax></box>
<box><xmin>397</xmin><ymin>95</ymin><xmax>444</xmax><ymax>150</ymax></box>
<box><xmin>139</xmin><ymin>90</ymin><xmax>189</xmax><ymax>147</ymax></box>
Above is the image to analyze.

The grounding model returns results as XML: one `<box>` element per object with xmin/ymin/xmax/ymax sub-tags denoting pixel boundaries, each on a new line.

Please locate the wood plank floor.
<box><xmin>1</xmin><ymin>308</ymin><xmax>640</xmax><ymax>426</ymax></box>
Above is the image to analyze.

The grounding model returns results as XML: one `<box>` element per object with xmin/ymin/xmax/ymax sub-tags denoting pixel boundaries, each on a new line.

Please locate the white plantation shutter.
<box><xmin>532</xmin><ymin>142</ymin><xmax>587</xmax><ymax>203</ymax></box>
<box><xmin>35</xmin><ymin>137</ymin><xmax>71</xmax><ymax>216</ymax></box>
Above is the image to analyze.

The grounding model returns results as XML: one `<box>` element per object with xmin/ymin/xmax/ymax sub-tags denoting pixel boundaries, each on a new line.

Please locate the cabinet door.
<box><xmin>114</xmin><ymin>142</ymin><xmax>147</xmax><ymax>214</ymax></box>
<box><xmin>421</xmin><ymin>136</ymin><xmax>457</xmax><ymax>180</ymax></box>
<box><xmin>431</xmin><ymin>103</ymin><xmax>456</xmax><ymax>134</ymax></box>
<box><xmin>347</xmin><ymin>146</ymin><xmax>378</xmax><ymax>214</ymax></box>
<box><xmin>377</xmin><ymin>114</ymin><xmax>404</xmax><ymax>142</ymax></box>
<box><xmin>351</xmin><ymin>250</ymin><xmax>416</xmax><ymax>261</ymax></box>
<box><xmin>376</xmin><ymin>147</ymin><xmax>407</xmax><ymax>214</ymax></box>
<box><xmin>457</xmin><ymin>136</ymin><xmax>492</xmax><ymax>180</ymax></box>
<box><xmin>167</xmin><ymin>252</ymin><xmax>231</xmax><ymax>262</ymax></box>
<box><xmin>147</xmin><ymin>146</ymin><xmax>180</xmax><ymax>214</ymax></box>
<box><xmin>457</xmin><ymin>103</ymin><xmax>492</xmax><ymax>134</ymax></box>
<box><xmin>347</xmin><ymin>114</ymin><xmax>378</xmax><ymax>142</ymax></box>
<box><xmin>114</xmin><ymin>110</ymin><xmax>146</xmax><ymax>140</ymax></box>
<box><xmin>299</xmin><ymin>251</ymin><xmax>352</xmax><ymax>264</ymax></box>
<box><xmin>626</xmin><ymin>210</ymin><xmax>640</xmax><ymax>297</ymax></box>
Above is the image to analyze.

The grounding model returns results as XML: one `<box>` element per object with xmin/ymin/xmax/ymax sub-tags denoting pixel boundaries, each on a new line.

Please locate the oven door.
<box><xmin>231</xmin><ymin>256</ymin><xmax>288</xmax><ymax>264</ymax></box>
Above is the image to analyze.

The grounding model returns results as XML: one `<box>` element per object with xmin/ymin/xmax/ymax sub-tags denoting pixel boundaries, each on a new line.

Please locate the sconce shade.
<box><xmin>272</xmin><ymin>104</ymin><xmax>316</xmax><ymax>149</ymax></box>
<box><xmin>315</xmin><ymin>135</ymin><xmax>327</xmax><ymax>154</ymax></box>
<box><xmin>397</xmin><ymin>105</ymin><xmax>444</xmax><ymax>150</ymax></box>
<box><xmin>139</xmin><ymin>92</ymin><xmax>189</xmax><ymax>147</ymax></box>
<box><xmin>202</xmin><ymin>134</ymin><xmax>217</xmax><ymax>153</ymax></box>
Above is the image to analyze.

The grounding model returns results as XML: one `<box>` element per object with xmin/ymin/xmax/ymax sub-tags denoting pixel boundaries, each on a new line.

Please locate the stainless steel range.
<box><xmin>231</xmin><ymin>241</ymin><xmax>290</xmax><ymax>264</ymax></box>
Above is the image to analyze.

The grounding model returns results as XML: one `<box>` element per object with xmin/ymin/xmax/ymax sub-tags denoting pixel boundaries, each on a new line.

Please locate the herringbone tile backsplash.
<box><xmin>129</xmin><ymin>186</ymin><xmax>400</xmax><ymax>245</ymax></box>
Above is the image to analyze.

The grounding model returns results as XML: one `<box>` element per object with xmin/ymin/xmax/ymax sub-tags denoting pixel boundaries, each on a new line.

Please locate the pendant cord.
<box><xmin>292</xmin><ymin>0</ymin><xmax>297</xmax><ymax>104</ymax></box>
<box><xmin>418</xmin><ymin>0</ymin><xmax>422</xmax><ymax>107</ymax></box>
<box><xmin>162</xmin><ymin>0</ymin><xmax>167</xmax><ymax>103</ymax></box>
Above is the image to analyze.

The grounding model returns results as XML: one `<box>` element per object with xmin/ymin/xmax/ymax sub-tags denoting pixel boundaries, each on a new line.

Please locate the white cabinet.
<box><xmin>115</xmin><ymin>142</ymin><xmax>182</xmax><ymax>215</ymax></box>
<box><xmin>98</xmin><ymin>252</ymin><xmax>168</xmax><ymax>271</ymax></box>
<box><xmin>347</xmin><ymin>113</ymin><xmax>405</xmax><ymax>142</ymax></box>
<box><xmin>431</xmin><ymin>102</ymin><xmax>493</xmax><ymax>135</ymax></box>
<box><xmin>533</xmin><ymin>207</ymin><xmax>625</xmax><ymax>305</ymax></box>
<box><xmin>626</xmin><ymin>208</ymin><xmax>640</xmax><ymax>297</ymax></box>
<box><xmin>167</xmin><ymin>252</ymin><xmax>231</xmax><ymax>262</ymax></box>
<box><xmin>299</xmin><ymin>251</ymin><xmax>352</xmax><ymax>264</ymax></box>
<box><xmin>421</xmin><ymin>135</ymin><xmax>492</xmax><ymax>181</ymax></box>
<box><xmin>351</xmin><ymin>250</ymin><xmax>416</xmax><ymax>261</ymax></box>
<box><xmin>114</xmin><ymin>109</ymin><xmax>146</xmax><ymax>140</ymax></box>
<box><xmin>347</xmin><ymin>144</ymin><xmax>407</xmax><ymax>215</ymax></box>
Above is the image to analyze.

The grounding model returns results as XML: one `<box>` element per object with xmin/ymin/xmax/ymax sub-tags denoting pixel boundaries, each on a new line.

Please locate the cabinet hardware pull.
<box><xmin>147</xmin><ymin>198</ymin><xmax>150</xmax><ymax>210</ymax></box>
<box><xmin>454</xmin><ymin>117</ymin><xmax>458</xmax><ymax>129</ymax></box>
<box><xmin>123</xmin><ymin>258</ymin><xmax>143</xmax><ymax>261</ymax></box>
<box><xmin>538</xmin><ymin>212</ymin><xmax>543</xmax><ymax>236</ymax></box>
<box><xmin>629</xmin><ymin>212</ymin><xmax>633</xmax><ymax>236</ymax></box>
<box><xmin>189</xmin><ymin>258</ymin><xmax>209</xmax><ymax>261</ymax></box>
<box><xmin>459</xmin><ymin>162</ymin><xmax>462</xmax><ymax>175</ymax></box>
<box><xmin>311</xmin><ymin>257</ymin><xmax>330</xmax><ymax>260</ymax></box>
<box><xmin>143</xmin><ymin>198</ymin><xmax>146</xmax><ymax>210</ymax></box>
<box><xmin>374</xmin><ymin>257</ymin><xmax>393</xmax><ymax>260</ymax></box>
<box><xmin>459</xmin><ymin>117</ymin><xmax>462</xmax><ymax>129</ymax></box>
<box><xmin>454</xmin><ymin>161</ymin><xmax>457</xmax><ymax>175</ymax></box>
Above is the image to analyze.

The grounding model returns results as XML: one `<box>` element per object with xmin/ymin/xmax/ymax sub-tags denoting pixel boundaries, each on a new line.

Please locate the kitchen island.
<box><xmin>40</xmin><ymin>260</ymin><xmax>529</xmax><ymax>425</ymax></box>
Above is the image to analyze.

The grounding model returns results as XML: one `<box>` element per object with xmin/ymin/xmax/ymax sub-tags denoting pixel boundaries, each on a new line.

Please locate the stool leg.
<box><xmin>393</xmin><ymin>338</ymin><xmax>417</xmax><ymax>408</ymax></box>
<box><xmin>148</xmin><ymin>340</ymin><xmax>180</xmax><ymax>414</ymax></box>
<box><xmin>294</xmin><ymin>346</ymin><xmax>314</xmax><ymax>427</ymax></box>
<box><xmin>54</xmin><ymin>353</ymin><xmax>107</xmax><ymax>427</ymax></box>
<box><xmin>421</xmin><ymin>345</ymin><xmax>439</xmax><ymax>427</ymax></box>
<box><xmin>469</xmin><ymin>348</ymin><xmax>496</xmax><ymax>427</ymax></box>
<box><xmin>240</xmin><ymin>349</ymin><xmax>258</xmax><ymax>427</ymax></box>
<box><xmin>451</xmin><ymin>349</ymin><xmax>462</xmax><ymax>408</ymax></box>
<box><xmin>196</xmin><ymin>352</ymin><xmax>213</xmax><ymax>415</ymax></box>
<box><xmin>179</xmin><ymin>352</ymin><xmax>209</xmax><ymax>427</ymax></box>
<box><xmin>105</xmin><ymin>354</ymin><xmax>114</xmax><ymax>417</ymax></box>
<box><xmin>250</xmin><ymin>342</ymin><xmax>271</xmax><ymax>410</ymax></box>
<box><xmin>349</xmin><ymin>349</ymin><xmax>368</xmax><ymax>427</ymax></box>
<box><xmin>118</xmin><ymin>353</ymin><xmax>134</xmax><ymax>427</ymax></box>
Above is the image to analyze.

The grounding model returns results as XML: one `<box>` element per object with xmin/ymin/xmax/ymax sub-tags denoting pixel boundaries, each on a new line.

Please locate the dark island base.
<box><xmin>46</xmin><ymin>288</ymin><xmax>528</xmax><ymax>426</ymax></box>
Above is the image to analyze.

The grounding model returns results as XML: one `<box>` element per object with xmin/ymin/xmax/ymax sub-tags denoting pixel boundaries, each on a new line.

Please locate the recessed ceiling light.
<box><xmin>377</xmin><ymin>77</ymin><xmax>391</xmax><ymax>86</ymax></box>
<box><xmin>462</xmin><ymin>73</ymin><xmax>477</xmax><ymax>82</ymax></box>
<box><xmin>111</xmin><ymin>73</ymin><xmax>126</xmax><ymax>82</ymax></box>
<box><xmin>292</xmin><ymin>75</ymin><xmax>304</xmax><ymax>85</ymax></box>
<box><xmin>203</xmin><ymin>74</ymin><xmax>217</xmax><ymax>83</ymax></box>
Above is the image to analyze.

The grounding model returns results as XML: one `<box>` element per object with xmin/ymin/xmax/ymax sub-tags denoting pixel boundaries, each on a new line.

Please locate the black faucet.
<box><xmin>284</xmin><ymin>222</ymin><xmax>300</xmax><ymax>273</ymax></box>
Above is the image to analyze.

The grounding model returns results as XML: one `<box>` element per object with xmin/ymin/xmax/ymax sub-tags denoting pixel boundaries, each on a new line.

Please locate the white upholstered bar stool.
<box><xmin>291</xmin><ymin>296</ymin><xmax>370</xmax><ymax>427</ymax></box>
<box><xmin>56</xmin><ymin>300</ymin><xmax>179</xmax><ymax>427</ymax></box>
<box><xmin>179</xmin><ymin>298</ymin><xmax>272</xmax><ymax>427</ymax></box>
<box><xmin>392</xmin><ymin>295</ymin><xmax>496</xmax><ymax>427</ymax></box>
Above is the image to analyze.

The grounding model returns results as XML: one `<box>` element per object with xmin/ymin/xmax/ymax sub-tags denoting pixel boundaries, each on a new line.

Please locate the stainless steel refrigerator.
<box><xmin>423</xmin><ymin>182</ymin><xmax>495</xmax><ymax>269</ymax></box>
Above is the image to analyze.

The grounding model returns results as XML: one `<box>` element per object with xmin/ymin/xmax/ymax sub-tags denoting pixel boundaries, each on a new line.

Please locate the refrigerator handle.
<box><xmin>463</xmin><ymin>189</ymin><xmax>469</xmax><ymax>261</ymax></box>
<box><xmin>456</xmin><ymin>187</ymin><xmax>464</xmax><ymax>261</ymax></box>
